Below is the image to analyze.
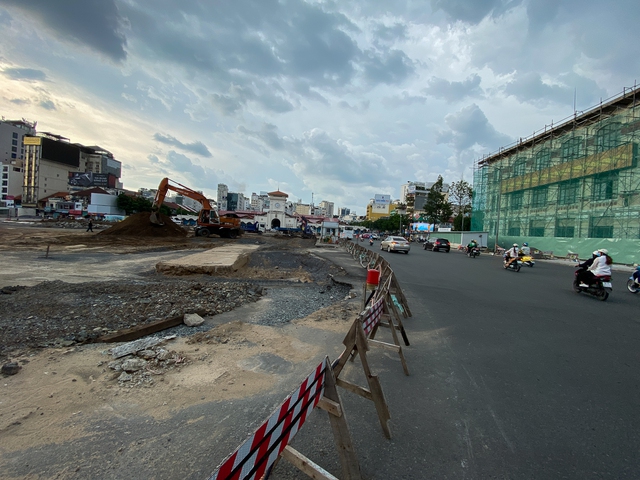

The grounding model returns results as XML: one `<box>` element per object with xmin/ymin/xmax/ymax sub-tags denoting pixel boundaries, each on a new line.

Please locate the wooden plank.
<box><xmin>336</xmin><ymin>379</ymin><xmax>373</xmax><ymax>401</ymax></box>
<box><xmin>280</xmin><ymin>446</ymin><xmax>339</xmax><ymax>480</ymax></box>
<box><xmin>98</xmin><ymin>309</ymin><xmax>206</xmax><ymax>343</ymax></box>
<box><xmin>322</xmin><ymin>358</ymin><xmax>362</xmax><ymax>480</ymax></box>
<box><xmin>368</xmin><ymin>339</ymin><xmax>400</xmax><ymax>352</ymax></box>
<box><xmin>316</xmin><ymin>398</ymin><xmax>342</xmax><ymax>417</ymax></box>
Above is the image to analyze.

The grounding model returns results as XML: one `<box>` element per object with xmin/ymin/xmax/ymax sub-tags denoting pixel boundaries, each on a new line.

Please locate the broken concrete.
<box><xmin>155</xmin><ymin>244</ymin><xmax>261</xmax><ymax>275</ymax></box>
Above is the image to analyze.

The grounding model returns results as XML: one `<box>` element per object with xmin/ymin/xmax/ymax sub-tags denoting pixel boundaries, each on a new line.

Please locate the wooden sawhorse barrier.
<box><xmin>208</xmin><ymin>357</ymin><xmax>361</xmax><ymax>480</ymax></box>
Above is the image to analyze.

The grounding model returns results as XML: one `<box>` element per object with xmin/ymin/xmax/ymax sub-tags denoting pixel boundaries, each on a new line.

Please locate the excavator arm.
<box><xmin>150</xmin><ymin>177</ymin><xmax>218</xmax><ymax>225</ymax></box>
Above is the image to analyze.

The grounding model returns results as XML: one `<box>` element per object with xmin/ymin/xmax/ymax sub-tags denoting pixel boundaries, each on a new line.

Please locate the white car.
<box><xmin>380</xmin><ymin>236</ymin><xmax>410</xmax><ymax>254</ymax></box>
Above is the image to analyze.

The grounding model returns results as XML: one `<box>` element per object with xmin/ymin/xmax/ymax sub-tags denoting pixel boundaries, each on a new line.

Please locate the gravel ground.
<box><xmin>0</xmin><ymin>244</ymin><xmax>351</xmax><ymax>359</ymax></box>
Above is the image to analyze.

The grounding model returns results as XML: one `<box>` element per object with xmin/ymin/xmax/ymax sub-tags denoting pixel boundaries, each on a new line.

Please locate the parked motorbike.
<box><xmin>468</xmin><ymin>247</ymin><xmax>480</xmax><ymax>258</ymax></box>
<box><xmin>520</xmin><ymin>254</ymin><xmax>535</xmax><ymax>267</ymax></box>
<box><xmin>573</xmin><ymin>265</ymin><xmax>612</xmax><ymax>301</ymax></box>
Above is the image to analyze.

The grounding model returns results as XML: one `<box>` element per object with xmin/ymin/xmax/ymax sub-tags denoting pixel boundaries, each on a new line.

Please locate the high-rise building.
<box><xmin>217</xmin><ymin>183</ymin><xmax>228</xmax><ymax>210</ymax></box>
<box><xmin>318</xmin><ymin>200</ymin><xmax>334</xmax><ymax>217</ymax></box>
<box><xmin>0</xmin><ymin>119</ymin><xmax>36</xmax><ymax>203</ymax></box>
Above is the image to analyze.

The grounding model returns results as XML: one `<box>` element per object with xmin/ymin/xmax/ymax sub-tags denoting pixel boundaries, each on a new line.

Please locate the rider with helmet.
<box><xmin>580</xmin><ymin>248</ymin><xmax>613</xmax><ymax>286</ymax></box>
<box><xmin>466</xmin><ymin>239</ymin><xmax>478</xmax><ymax>253</ymax></box>
<box><xmin>504</xmin><ymin>243</ymin><xmax>520</xmax><ymax>268</ymax></box>
<box><xmin>520</xmin><ymin>242</ymin><xmax>531</xmax><ymax>256</ymax></box>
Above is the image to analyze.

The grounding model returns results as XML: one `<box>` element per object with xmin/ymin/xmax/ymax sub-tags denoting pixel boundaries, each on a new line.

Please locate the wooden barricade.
<box><xmin>333</xmin><ymin>316</ymin><xmax>393</xmax><ymax>439</ymax></box>
<box><xmin>208</xmin><ymin>357</ymin><xmax>361</xmax><ymax>480</ymax></box>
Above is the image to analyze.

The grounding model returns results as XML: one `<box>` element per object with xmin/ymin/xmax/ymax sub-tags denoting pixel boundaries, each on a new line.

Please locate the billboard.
<box><xmin>410</xmin><ymin>222</ymin><xmax>435</xmax><ymax>232</ymax></box>
<box><xmin>374</xmin><ymin>194</ymin><xmax>391</xmax><ymax>205</ymax></box>
<box><xmin>41</xmin><ymin>137</ymin><xmax>80</xmax><ymax>167</ymax></box>
<box><xmin>68</xmin><ymin>172</ymin><xmax>113</xmax><ymax>188</ymax></box>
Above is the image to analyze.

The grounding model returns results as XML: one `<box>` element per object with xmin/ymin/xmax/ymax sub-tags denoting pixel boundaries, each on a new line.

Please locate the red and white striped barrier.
<box><xmin>362</xmin><ymin>297</ymin><xmax>384</xmax><ymax>336</ymax></box>
<box><xmin>208</xmin><ymin>358</ymin><xmax>328</xmax><ymax>480</ymax></box>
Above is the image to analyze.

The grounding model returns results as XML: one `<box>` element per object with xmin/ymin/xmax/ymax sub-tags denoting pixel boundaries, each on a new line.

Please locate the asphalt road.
<box><xmin>326</xmin><ymin>242</ymin><xmax>640</xmax><ymax>479</ymax></box>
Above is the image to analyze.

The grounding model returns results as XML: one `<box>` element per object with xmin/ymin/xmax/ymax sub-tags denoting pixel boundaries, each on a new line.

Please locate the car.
<box><xmin>380</xmin><ymin>235</ymin><xmax>410</xmax><ymax>254</ymax></box>
<box><xmin>424</xmin><ymin>238</ymin><xmax>451</xmax><ymax>252</ymax></box>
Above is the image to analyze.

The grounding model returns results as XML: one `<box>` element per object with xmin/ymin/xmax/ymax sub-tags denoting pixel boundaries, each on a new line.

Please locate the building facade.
<box><xmin>217</xmin><ymin>184</ymin><xmax>228</xmax><ymax>210</ymax></box>
<box><xmin>1</xmin><ymin>119</ymin><xmax>36</xmax><ymax>204</ymax></box>
<box><xmin>472</xmin><ymin>86</ymin><xmax>640</xmax><ymax>264</ymax></box>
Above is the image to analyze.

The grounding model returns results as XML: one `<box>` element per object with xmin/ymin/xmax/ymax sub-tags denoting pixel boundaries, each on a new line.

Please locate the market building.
<box><xmin>471</xmin><ymin>85</ymin><xmax>640</xmax><ymax>264</ymax></box>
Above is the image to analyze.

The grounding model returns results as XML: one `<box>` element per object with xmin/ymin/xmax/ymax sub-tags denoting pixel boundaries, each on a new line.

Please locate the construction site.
<box><xmin>471</xmin><ymin>85</ymin><xmax>640</xmax><ymax>264</ymax></box>
<box><xmin>0</xmin><ymin>213</ymin><xmax>367</xmax><ymax>479</ymax></box>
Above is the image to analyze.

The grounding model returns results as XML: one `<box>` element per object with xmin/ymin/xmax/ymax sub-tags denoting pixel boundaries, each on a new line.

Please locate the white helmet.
<box><xmin>592</xmin><ymin>251</ymin><xmax>599</xmax><ymax>256</ymax></box>
<box><xmin>513</xmin><ymin>243</ymin><xmax>518</xmax><ymax>247</ymax></box>
<box><xmin>598</xmin><ymin>248</ymin><xmax>609</xmax><ymax>255</ymax></box>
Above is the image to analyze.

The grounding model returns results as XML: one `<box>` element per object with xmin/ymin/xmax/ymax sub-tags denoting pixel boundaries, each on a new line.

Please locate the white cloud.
<box><xmin>0</xmin><ymin>0</ymin><xmax>638</xmax><ymax>213</ymax></box>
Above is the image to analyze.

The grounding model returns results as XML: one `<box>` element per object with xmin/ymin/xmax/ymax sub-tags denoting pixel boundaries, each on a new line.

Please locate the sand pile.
<box><xmin>98</xmin><ymin>212</ymin><xmax>188</xmax><ymax>237</ymax></box>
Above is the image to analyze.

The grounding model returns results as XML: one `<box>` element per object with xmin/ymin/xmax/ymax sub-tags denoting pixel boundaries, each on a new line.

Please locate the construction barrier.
<box><xmin>208</xmin><ymin>357</ymin><xmax>361</xmax><ymax>480</ymax></box>
<box><xmin>207</xmin><ymin>239</ymin><xmax>413</xmax><ymax>478</ymax></box>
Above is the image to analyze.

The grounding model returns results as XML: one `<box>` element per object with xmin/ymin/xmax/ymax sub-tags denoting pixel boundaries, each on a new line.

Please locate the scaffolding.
<box><xmin>471</xmin><ymin>84</ymin><xmax>640</xmax><ymax>264</ymax></box>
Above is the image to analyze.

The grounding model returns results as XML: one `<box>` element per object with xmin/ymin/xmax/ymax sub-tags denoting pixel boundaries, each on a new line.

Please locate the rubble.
<box><xmin>99</xmin><ymin>212</ymin><xmax>188</xmax><ymax>238</ymax></box>
<box><xmin>106</xmin><ymin>344</ymin><xmax>191</xmax><ymax>387</ymax></box>
<box><xmin>0</xmin><ymin>279</ymin><xmax>262</xmax><ymax>358</ymax></box>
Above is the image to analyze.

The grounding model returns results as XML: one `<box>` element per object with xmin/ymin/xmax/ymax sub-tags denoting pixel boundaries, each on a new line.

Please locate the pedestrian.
<box><xmin>86</xmin><ymin>219</ymin><xmax>93</xmax><ymax>232</ymax></box>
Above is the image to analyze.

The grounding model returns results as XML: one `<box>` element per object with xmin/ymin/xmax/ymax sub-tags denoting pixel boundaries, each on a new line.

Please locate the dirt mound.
<box><xmin>98</xmin><ymin>212</ymin><xmax>188</xmax><ymax>237</ymax></box>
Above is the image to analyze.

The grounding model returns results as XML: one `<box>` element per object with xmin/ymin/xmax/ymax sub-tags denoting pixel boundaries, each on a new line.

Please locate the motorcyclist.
<box><xmin>504</xmin><ymin>243</ymin><xmax>520</xmax><ymax>268</ymax></box>
<box><xmin>466</xmin><ymin>239</ymin><xmax>478</xmax><ymax>254</ymax></box>
<box><xmin>581</xmin><ymin>249</ymin><xmax>613</xmax><ymax>286</ymax></box>
<box><xmin>369</xmin><ymin>237</ymin><xmax>374</xmax><ymax>246</ymax></box>
<box><xmin>576</xmin><ymin>251</ymin><xmax>599</xmax><ymax>286</ymax></box>
<box><xmin>520</xmin><ymin>242</ymin><xmax>531</xmax><ymax>256</ymax></box>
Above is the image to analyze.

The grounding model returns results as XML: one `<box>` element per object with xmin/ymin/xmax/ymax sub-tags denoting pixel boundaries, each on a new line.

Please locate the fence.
<box><xmin>207</xmin><ymin>239</ymin><xmax>412</xmax><ymax>480</ymax></box>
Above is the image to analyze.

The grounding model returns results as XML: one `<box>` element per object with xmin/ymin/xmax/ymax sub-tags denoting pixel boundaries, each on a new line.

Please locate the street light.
<box><xmin>397</xmin><ymin>206</ymin><xmax>406</xmax><ymax>236</ymax></box>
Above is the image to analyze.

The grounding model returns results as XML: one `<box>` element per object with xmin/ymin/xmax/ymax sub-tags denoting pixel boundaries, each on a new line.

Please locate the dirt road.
<box><xmin>0</xmin><ymin>221</ymin><xmax>360</xmax><ymax>479</ymax></box>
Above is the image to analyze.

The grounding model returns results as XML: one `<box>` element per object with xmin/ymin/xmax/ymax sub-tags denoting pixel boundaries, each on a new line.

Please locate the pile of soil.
<box><xmin>98</xmin><ymin>212</ymin><xmax>188</xmax><ymax>238</ymax></box>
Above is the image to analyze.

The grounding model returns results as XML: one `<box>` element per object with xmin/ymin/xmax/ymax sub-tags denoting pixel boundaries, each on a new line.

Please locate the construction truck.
<box><xmin>149</xmin><ymin>178</ymin><xmax>242</xmax><ymax>238</ymax></box>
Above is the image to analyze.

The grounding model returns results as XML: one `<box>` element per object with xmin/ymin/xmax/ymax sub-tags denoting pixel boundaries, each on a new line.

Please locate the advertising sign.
<box><xmin>374</xmin><ymin>194</ymin><xmax>391</xmax><ymax>205</ymax></box>
<box><xmin>68</xmin><ymin>172</ymin><xmax>111</xmax><ymax>187</ymax></box>
<box><xmin>411</xmin><ymin>222</ymin><xmax>434</xmax><ymax>232</ymax></box>
<box><xmin>23</xmin><ymin>136</ymin><xmax>41</xmax><ymax>145</ymax></box>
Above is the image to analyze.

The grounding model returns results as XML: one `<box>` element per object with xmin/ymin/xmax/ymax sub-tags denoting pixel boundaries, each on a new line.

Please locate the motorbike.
<box><xmin>467</xmin><ymin>247</ymin><xmax>480</xmax><ymax>258</ymax></box>
<box><xmin>503</xmin><ymin>257</ymin><xmax>521</xmax><ymax>272</ymax></box>
<box><xmin>626</xmin><ymin>274</ymin><xmax>640</xmax><ymax>294</ymax></box>
<box><xmin>573</xmin><ymin>265</ymin><xmax>612</xmax><ymax>301</ymax></box>
<box><xmin>519</xmin><ymin>254</ymin><xmax>535</xmax><ymax>267</ymax></box>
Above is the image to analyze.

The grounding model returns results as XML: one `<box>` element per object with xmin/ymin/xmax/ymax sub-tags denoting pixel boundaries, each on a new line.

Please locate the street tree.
<box><xmin>449</xmin><ymin>180</ymin><xmax>473</xmax><ymax>231</ymax></box>
<box><xmin>424</xmin><ymin>176</ymin><xmax>453</xmax><ymax>227</ymax></box>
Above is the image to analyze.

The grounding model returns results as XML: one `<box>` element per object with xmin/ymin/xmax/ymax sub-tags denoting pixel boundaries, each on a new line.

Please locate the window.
<box><xmin>11</xmin><ymin>153</ymin><xmax>16</xmax><ymax>159</ymax></box>
<box><xmin>595</xmin><ymin>122</ymin><xmax>621</xmax><ymax>153</ymax></box>
<box><xmin>534</xmin><ymin>149</ymin><xmax>551</xmax><ymax>170</ymax></box>
<box><xmin>558</xmin><ymin>180</ymin><xmax>580</xmax><ymax>205</ymax></box>
<box><xmin>12</xmin><ymin>132</ymin><xmax>18</xmax><ymax>139</ymax></box>
<box><xmin>1</xmin><ymin>181</ymin><xmax>6</xmax><ymax>186</ymax></box>
<box><xmin>529</xmin><ymin>220</ymin><xmax>545</xmax><ymax>237</ymax></box>
<box><xmin>11</xmin><ymin>139</ymin><xmax>18</xmax><ymax>146</ymax></box>
<box><xmin>513</xmin><ymin>158</ymin><xmax>526</xmax><ymax>176</ymax></box>
<box><xmin>555</xmin><ymin>218</ymin><xmax>575</xmax><ymax>237</ymax></box>
<box><xmin>592</xmin><ymin>173</ymin><xmax>618</xmax><ymax>201</ymax></box>
<box><xmin>11</xmin><ymin>146</ymin><xmax>17</xmax><ymax>152</ymax></box>
<box><xmin>589</xmin><ymin>216</ymin><xmax>614</xmax><ymax>238</ymax></box>
<box><xmin>561</xmin><ymin>136</ymin><xmax>584</xmax><ymax>162</ymax></box>
<box><xmin>531</xmin><ymin>187</ymin><xmax>548</xmax><ymax>208</ymax></box>
<box><xmin>510</xmin><ymin>191</ymin><xmax>524</xmax><ymax>210</ymax></box>
<box><xmin>2</xmin><ymin>173</ymin><xmax>7</xmax><ymax>179</ymax></box>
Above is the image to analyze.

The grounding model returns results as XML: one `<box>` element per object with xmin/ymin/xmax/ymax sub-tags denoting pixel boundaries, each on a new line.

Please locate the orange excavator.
<box><xmin>150</xmin><ymin>178</ymin><xmax>242</xmax><ymax>238</ymax></box>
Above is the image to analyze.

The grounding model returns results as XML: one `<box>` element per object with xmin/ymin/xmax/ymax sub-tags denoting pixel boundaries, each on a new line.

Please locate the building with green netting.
<box><xmin>471</xmin><ymin>85</ymin><xmax>640</xmax><ymax>264</ymax></box>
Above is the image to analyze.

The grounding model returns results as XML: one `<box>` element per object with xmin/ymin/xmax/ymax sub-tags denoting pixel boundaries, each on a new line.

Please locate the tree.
<box><xmin>117</xmin><ymin>194</ymin><xmax>170</xmax><ymax>216</ymax></box>
<box><xmin>423</xmin><ymin>176</ymin><xmax>453</xmax><ymax>227</ymax></box>
<box><xmin>449</xmin><ymin>180</ymin><xmax>473</xmax><ymax>231</ymax></box>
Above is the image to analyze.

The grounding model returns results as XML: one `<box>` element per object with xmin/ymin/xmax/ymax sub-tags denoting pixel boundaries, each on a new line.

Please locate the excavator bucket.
<box><xmin>149</xmin><ymin>211</ymin><xmax>164</xmax><ymax>226</ymax></box>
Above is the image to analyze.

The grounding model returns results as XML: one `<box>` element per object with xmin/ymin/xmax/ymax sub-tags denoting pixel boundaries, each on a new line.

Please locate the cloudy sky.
<box><xmin>0</xmin><ymin>0</ymin><xmax>638</xmax><ymax>214</ymax></box>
